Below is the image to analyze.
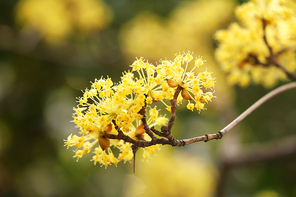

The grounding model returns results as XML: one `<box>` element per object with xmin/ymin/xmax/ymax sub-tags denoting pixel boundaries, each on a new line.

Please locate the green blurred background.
<box><xmin>0</xmin><ymin>0</ymin><xmax>296</xmax><ymax>196</ymax></box>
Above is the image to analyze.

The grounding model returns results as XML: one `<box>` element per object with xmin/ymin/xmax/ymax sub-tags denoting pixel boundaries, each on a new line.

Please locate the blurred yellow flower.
<box><xmin>254</xmin><ymin>190</ymin><xmax>280</xmax><ymax>197</ymax></box>
<box><xmin>125</xmin><ymin>149</ymin><xmax>217</xmax><ymax>197</ymax></box>
<box><xmin>15</xmin><ymin>0</ymin><xmax>113</xmax><ymax>44</ymax></box>
<box><xmin>215</xmin><ymin>0</ymin><xmax>296</xmax><ymax>87</ymax></box>
<box><xmin>120</xmin><ymin>0</ymin><xmax>234</xmax><ymax>61</ymax></box>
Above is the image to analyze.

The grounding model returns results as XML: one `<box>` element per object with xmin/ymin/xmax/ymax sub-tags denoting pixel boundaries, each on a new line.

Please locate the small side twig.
<box><xmin>151</xmin><ymin>126</ymin><xmax>166</xmax><ymax>137</ymax></box>
<box><xmin>139</xmin><ymin>103</ymin><xmax>158</xmax><ymax>142</ymax></box>
<box><xmin>167</xmin><ymin>86</ymin><xmax>183</xmax><ymax>133</ymax></box>
<box><xmin>163</xmin><ymin>86</ymin><xmax>183</xmax><ymax>145</ymax></box>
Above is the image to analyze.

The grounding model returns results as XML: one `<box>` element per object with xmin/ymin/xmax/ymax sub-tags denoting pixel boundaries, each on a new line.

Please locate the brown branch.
<box><xmin>151</xmin><ymin>126</ymin><xmax>166</xmax><ymax>137</ymax></box>
<box><xmin>246</xmin><ymin>54</ymin><xmax>268</xmax><ymax>67</ymax></box>
<box><xmin>181</xmin><ymin>132</ymin><xmax>223</xmax><ymax>145</ymax></box>
<box><xmin>104</xmin><ymin>133</ymin><xmax>138</xmax><ymax>145</ymax></box>
<box><xmin>109</xmin><ymin>120</ymin><xmax>138</xmax><ymax>144</ymax></box>
<box><xmin>105</xmin><ymin>82</ymin><xmax>296</xmax><ymax>148</ymax></box>
<box><xmin>161</xmin><ymin>86</ymin><xmax>183</xmax><ymax>145</ymax></box>
<box><xmin>246</xmin><ymin>53</ymin><xmax>296</xmax><ymax>81</ymax></box>
<box><xmin>104</xmin><ymin>131</ymin><xmax>182</xmax><ymax>147</ymax></box>
<box><xmin>112</xmin><ymin>120</ymin><xmax>124</xmax><ymax>136</ymax></box>
<box><xmin>262</xmin><ymin>19</ymin><xmax>274</xmax><ymax>56</ymax></box>
<box><xmin>272</xmin><ymin>61</ymin><xmax>296</xmax><ymax>81</ymax></box>
<box><xmin>167</xmin><ymin>86</ymin><xmax>182</xmax><ymax>133</ymax></box>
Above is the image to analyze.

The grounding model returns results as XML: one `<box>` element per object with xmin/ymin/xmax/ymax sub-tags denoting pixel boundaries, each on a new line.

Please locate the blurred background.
<box><xmin>1</xmin><ymin>0</ymin><xmax>296</xmax><ymax>196</ymax></box>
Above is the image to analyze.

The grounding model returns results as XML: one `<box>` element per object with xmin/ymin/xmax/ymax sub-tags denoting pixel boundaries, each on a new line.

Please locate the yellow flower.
<box><xmin>186</xmin><ymin>102</ymin><xmax>194</xmax><ymax>111</ymax></box>
<box><xmin>159</xmin><ymin>52</ymin><xmax>215</xmax><ymax>111</ymax></box>
<box><xmin>73</xmin><ymin>150</ymin><xmax>84</xmax><ymax>161</ymax></box>
<box><xmin>15</xmin><ymin>0</ymin><xmax>113</xmax><ymax>44</ymax></box>
<box><xmin>149</xmin><ymin>107</ymin><xmax>159</xmax><ymax>121</ymax></box>
<box><xmin>130</xmin><ymin>57</ymin><xmax>170</xmax><ymax>102</ymax></box>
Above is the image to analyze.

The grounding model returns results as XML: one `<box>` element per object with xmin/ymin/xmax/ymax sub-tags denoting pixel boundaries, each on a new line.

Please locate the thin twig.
<box><xmin>161</xmin><ymin>86</ymin><xmax>182</xmax><ymax>145</ymax></box>
<box><xmin>262</xmin><ymin>19</ymin><xmax>273</xmax><ymax>56</ymax></box>
<box><xmin>139</xmin><ymin>103</ymin><xmax>158</xmax><ymax>141</ymax></box>
<box><xmin>219</xmin><ymin>82</ymin><xmax>296</xmax><ymax>136</ymax></box>
<box><xmin>167</xmin><ymin>86</ymin><xmax>183</xmax><ymax>133</ymax></box>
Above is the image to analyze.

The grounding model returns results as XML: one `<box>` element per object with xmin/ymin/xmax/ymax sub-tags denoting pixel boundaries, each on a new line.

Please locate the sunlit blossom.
<box><xmin>65</xmin><ymin>52</ymin><xmax>215</xmax><ymax>167</ymax></box>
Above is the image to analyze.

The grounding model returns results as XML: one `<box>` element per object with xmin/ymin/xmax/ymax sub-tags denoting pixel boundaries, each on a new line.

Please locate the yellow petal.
<box><xmin>89</xmin><ymin>126</ymin><xmax>100</xmax><ymax>139</ymax></box>
<box><xmin>201</xmin><ymin>96</ymin><xmax>208</xmax><ymax>104</ymax></box>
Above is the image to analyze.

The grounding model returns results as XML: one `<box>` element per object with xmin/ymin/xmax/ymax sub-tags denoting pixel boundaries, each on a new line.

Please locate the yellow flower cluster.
<box><xmin>215</xmin><ymin>0</ymin><xmax>296</xmax><ymax>88</ymax></box>
<box><xmin>64</xmin><ymin>52</ymin><xmax>215</xmax><ymax>167</ymax></box>
<box><xmin>15</xmin><ymin>0</ymin><xmax>113</xmax><ymax>44</ymax></box>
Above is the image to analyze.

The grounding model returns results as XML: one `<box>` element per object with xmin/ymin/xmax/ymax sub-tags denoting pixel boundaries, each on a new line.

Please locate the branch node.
<box><xmin>180</xmin><ymin>140</ymin><xmax>186</xmax><ymax>146</ymax></box>
<box><xmin>204</xmin><ymin>134</ymin><xmax>209</xmax><ymax>142</ymax></box>
<box><xmin>217</xmin><ymin>131</ymin><xmax>223</xmax><ymax>139</ymax></box>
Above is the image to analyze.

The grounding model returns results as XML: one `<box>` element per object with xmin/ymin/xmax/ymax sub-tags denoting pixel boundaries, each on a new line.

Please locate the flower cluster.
<box><xmin>64</xmin><ymin>52</ymin><xmax>215</xmax><ymax>168</ymax></box>
<box><xmin>215</xmin><ymin>0</ymin><xmax>296</xmax><ymax>87</ymax></box>
<box><xmin>16</xmin><ymin>0</ymin><xmax>113</xmax><ymax>43</ymax></box>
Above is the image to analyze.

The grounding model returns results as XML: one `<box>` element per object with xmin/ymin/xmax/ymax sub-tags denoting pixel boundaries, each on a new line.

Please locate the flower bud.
<box><xmin>166</xmin><ymin>79</ymin><xmax>179</xmax><ymax>88</ymax></box>
<box><xmin>99</xmin><ymin>137</ymin><xmax>110</xmax><ymax>150</ymax></box>
<box><xmin>181</xmin><ymin>89</ymin><xmax>192</xmax><ymax>100</ymax></box>
<box><xmin>135</xmin><ymin>124</ymin><xmax>146</xmax><ymax>140</ymax></box>
<box><xmin>104</xmin><ymin>123</ymin><xmax>113</xmax><ymax>133</ymax></box>
<box><xmin>135</xmin><ymin>124</ymin><xmax>145</xmax><ymax>135</ymax></box>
